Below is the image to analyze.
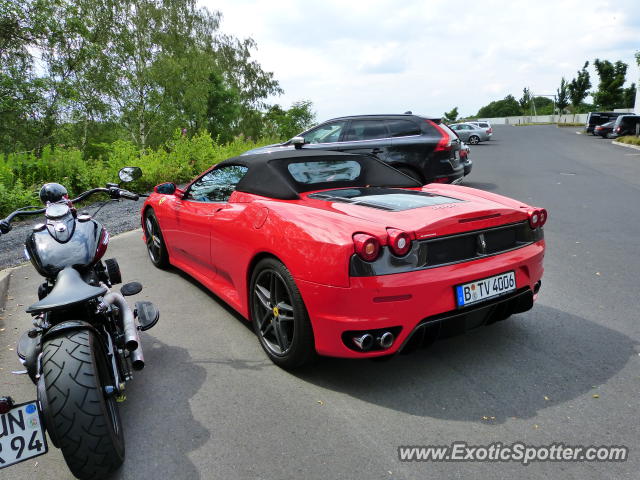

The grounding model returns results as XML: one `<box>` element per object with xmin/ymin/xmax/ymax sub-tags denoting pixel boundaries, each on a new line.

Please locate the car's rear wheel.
<box><xmin>468</xmin><ymin>135</ymin><xmax>480</xmax><ymax>145</ymax></box>
<box><xmin>250</xmin><ymin>258</ymin><xmax>316</xmax><ymax>369</ymax></box>
<box><xmin>144</xmin><ymin>210</ymin><xmax>169</xmax><ymax>269</ymax></box>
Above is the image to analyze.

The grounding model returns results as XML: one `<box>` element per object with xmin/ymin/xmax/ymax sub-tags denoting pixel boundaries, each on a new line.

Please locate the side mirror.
<box><xmin>119</xmin><ymin>166</ymin><xmax>142</xmax><ymax>183</ymax></box>
<box><xmin>291</xmin><ymin>136</ymin><xmax>306</xmax><ymax>150</ymax></box>
<box><xmin>154</xmin><ymin>182</ymin><xmax>177</xmax><ymax>195</ymax></box>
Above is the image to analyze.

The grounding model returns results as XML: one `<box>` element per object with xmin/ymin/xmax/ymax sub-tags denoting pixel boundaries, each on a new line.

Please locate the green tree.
<box><xmin>568</xmin><ymin>61</ymin><xmax>591</xmax><ymax>109</ymax></box>
<box><xmin>0</xmin><ymin>0</ymin><xmax>48</xmax><ymax>152</ymax></box>
<box><xmin>0</xmin><ymin>0</ymin><xmax>285</xmax><ymax>153</ymax></box>
<box><xmin>622</xmin><ymin>83</ymin><xmax>636</xmax><ymax>108</ymax></box>
<box><xmin>592</xmin><ymin>59</ymin><xmax>628</xmax><ymax>110</ymax></box>
<box><xmin>443</xmin><ymin>107</ymin><xmax>459</xmax><ymax>123</ymax></box>
<box><xmin>205</xmin><ymin>69</ymin><xmax>241</xmax><ymax>143</ymax></box>
<box><xmin>263</xmin><ymin>100</ymin><xmax>316</xmax><ymax>140</ymax></box>
<box><xmin>519</xmin><ymin>88</ymin><xmax>531</xmax><ymax>114</ymax></box>
<box><xmin>556</xmin><ymin>78</ymin><xmax>569</xmax><ymax>114</ymax></box>
<box><xmin>477</xmin><ymin>95</ymin><xmax>521</xmax><ymax>118</ymax></box>
<box><xmin>531</xmin><ymin>96</ymin><xmax>554</xmax><ymax>115</ymax></box>
<box><xmin>214</xmin><ymin>34</ymin><xmax>284</xmax><ymax>139</ymax></box>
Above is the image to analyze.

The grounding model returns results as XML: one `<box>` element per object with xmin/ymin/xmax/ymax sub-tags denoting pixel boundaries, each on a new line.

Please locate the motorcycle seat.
<box><xmin>26</xmin><ymin>267</ymin><xmax>107</xmax><ymax>313</ymax></box>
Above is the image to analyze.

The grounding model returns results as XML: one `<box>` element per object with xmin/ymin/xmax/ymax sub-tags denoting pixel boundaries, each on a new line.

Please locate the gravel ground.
<box><xmin>0</xmin><ymin>198</ymin><xmax>143</xmax><ymax>270</ymax></box>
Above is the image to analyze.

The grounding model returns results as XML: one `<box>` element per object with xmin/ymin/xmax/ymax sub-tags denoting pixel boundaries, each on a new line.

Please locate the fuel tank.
<box><xmin>25</xmin><ymin>212</ymin><xmax>108</xmax><ymax>278</ymax></box>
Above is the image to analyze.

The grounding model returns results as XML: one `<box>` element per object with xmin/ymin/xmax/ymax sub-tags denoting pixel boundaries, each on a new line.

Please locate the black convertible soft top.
<box><xmin>216</xmin><ymin>150</ymin><xmax>421</xmax><ymax>200</ymax></box>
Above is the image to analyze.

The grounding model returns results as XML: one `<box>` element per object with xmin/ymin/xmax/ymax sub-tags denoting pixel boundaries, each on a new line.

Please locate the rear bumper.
<box><xmin>463</xmin><ymin>159</ymin><xmax>473</xmax><ymax>176</ymax></box>
<box><xmin>433</xmin><ymin>166</ymin><xmax>464</xmax><ymax>184</ymax></box>
<box><xmin>297</xmin><ymin>240</ymin><xmax>545</xmax><ymax>358</ymax></box>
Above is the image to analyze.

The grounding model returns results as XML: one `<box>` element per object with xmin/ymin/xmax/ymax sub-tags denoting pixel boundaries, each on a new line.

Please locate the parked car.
<box><xmin>465</xmin><ymin>120</ymin><xmax>493</xmax><ymax>140</ymax></box>
<box><xmin>594</xmin><ymin>120</ymin><xmax>615</xmax><ymax>138</ymax></box>
<box><xmin>448</xmin><ymin>123</ymin><xmax>491</xmax><ymax>144</ymax></box>
<box><xmin>142</xmin><ymin>150</ymin><xmax>547</xmax><ymax>368</ymax></box>
<box><xmin>610</xmin><ymin>115</ymin><xmax>640</xmax><ymax>138</ymax></box>
<box><xmin>585</xmin><ymin>112</ymin><xmax>626</xmax><ymax>134</ymax></box>
<box><xmin>242</xmin><ymin>114</ymin><xmax>464</xmax><ymax>185</ymax></box>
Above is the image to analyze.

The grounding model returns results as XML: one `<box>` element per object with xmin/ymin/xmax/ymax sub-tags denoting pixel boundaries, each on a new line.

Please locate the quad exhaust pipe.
<box><xmin>377</xmin><ymin>331</ymin><xmax>394</xmax><ymax>349</ymax></box>
<box><xmin>352</xmin><ymin>331</ymin><xmax>395</xmax><ymax>351</ymax></box>
<box><xmin>352</xmin><ymin>333</ymin><xmax>374</xmax><ymax>351</ymax></box>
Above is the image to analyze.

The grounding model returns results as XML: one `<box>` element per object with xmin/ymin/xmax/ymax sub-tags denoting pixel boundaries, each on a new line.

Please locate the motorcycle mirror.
<box><xmin>154</xmin><ymin>182</ymin><xmax>176</xmax><ymax>195</ymax></box>
<box><xmin>118</xmin><ymin>167</ymin><xmax>143</xmax><ymax>183</ymax></box>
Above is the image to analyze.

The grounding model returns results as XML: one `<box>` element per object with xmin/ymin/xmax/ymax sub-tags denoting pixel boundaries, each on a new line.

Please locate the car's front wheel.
<box><xmin>250</xmin><ymin>258</ymin><xmax>316</xmax><ymax>369</ymax></box>
<box><xmin>144</xmin><ymin>210</ymin><xmax>169</xmax><ymax>268</ymax></box>
<box><xmin>468</xmin><ymin>135</ymin><xmax>480</xmax><ymax>145</ymax></box>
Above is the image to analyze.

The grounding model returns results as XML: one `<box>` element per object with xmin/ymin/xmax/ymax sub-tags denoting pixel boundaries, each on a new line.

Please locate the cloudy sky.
<box><xmin>201</xmin><ymin>0</ymin><xmax>639</xmax><ymax>121</ymax></box>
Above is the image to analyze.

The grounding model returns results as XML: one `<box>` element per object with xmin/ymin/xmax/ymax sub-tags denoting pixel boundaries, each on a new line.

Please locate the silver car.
<box><xmin>449</xmin><ymin>123</ymin><xmax>491</xmax><ymax>144</ymax></box>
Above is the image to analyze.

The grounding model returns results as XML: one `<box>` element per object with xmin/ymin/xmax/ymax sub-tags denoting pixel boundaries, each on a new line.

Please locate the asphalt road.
<box><xmin>1</xmin><ymin>125</ymin><xmax>639</xmax><ymax>479</ymax></box>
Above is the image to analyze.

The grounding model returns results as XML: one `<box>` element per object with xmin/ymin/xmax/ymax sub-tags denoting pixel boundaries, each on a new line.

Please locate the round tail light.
<box><xmin>387</xmin><ymin>228</ymin><xmax>412</xmax><ymax>256</ymax></box>
<box><xmin>353</xmin><ymin>233</ymin><xmax>381</xmax><ymax>262</ymax></box>
<box><xmin>538</xmin><ymin>208</ymin><xmax>548</xmax><ymax>226</ymax></box>
<box><xmin>528</xmin><ymin>208</ymin><xmax>547</xmax><ymax>229</ymax></box>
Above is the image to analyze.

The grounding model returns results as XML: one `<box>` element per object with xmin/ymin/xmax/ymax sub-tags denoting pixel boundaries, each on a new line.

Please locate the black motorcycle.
<box><xmin>0</xmin><ymin>167</ymin><xmax>159</xmax><ymax>479</ymax></box>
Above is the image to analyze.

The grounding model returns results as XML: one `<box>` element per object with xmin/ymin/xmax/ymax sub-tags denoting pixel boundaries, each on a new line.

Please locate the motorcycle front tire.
<box><xmin>41</xmin><ymin>329</ymin><xmax>125</xmax><ymax>479</ymax></box>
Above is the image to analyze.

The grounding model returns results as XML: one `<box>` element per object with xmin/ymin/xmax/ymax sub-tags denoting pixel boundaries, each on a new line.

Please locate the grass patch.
<box><xmin>0</xmin><ymin>131</ymin><xmax>279</xmax><ymax>216</ymax></box>
<box><xmin>556</xmin><ymin>123</ymin><xmax>584</xmax><ymax>127</ymax></box>
<box><xmin>615</xmin><ymin>136</ymin><xmax>640</xmax><ymax>146</ymax></box>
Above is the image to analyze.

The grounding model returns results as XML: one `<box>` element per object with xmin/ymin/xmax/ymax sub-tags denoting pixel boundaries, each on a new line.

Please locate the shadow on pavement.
<box><xmin>294</xmin><ymin>305</ymin><xmax>636</xmax><ymax>423</ymax></box>
<box><xmin>115</xmin><ymin>337</ymin><xmax>210</xmax><ymax>480</ymax></box>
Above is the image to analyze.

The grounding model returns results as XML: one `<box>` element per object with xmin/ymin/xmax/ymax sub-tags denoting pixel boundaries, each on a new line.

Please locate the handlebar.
<box><xmin>0</xmin><ymin>185</ymin><xmax>140</xmax><ymax>235</ymax></box>
<box><xmin>69</xmin><ymin>187</ymin><xmax>110</xmax><ymax>204</ymax></box>
<box><xmin>117</xmin><ymin>189</ymin><xmax>139</xmax><ymax>201</ymax></box>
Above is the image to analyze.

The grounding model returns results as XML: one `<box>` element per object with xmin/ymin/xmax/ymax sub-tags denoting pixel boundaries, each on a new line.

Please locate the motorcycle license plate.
<box><xmin>0</xmin><ymin>401</ymin><xmax>48</xmax><ymax>469</ymax></box>
<box><xmin>455</xmin><ymin>271</ymin><xmax>516</xmax><ymax>308</ymax></box>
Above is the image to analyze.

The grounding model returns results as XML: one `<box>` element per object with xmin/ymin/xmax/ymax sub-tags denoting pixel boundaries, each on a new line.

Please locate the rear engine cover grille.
<box><xmin>422</xmin><ymin>222</ymin><xmax>536</xmax><ymax>268</ymax></box>
<box><xmin>349</xmin><ymin>221</ymin><xmax>543</xmax><ymax>277</ymax></box>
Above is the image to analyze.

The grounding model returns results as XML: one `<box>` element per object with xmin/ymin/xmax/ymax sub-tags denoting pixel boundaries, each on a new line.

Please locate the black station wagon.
<box><xmin>243</xmin><ymin>114</ymin><xmax>468</xmax><ymax>185</ymax></box>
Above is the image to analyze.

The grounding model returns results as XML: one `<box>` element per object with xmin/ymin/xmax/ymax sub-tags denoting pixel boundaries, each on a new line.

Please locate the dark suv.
<box><xmin>585</xmin><ymin>111</ymin><xmax>625</xmax><ymax>134</ymax></box>
<box><xmin>610</xmin><ymin>115</ymin><xmax>640</xmax><ymax>138</ymax></box>
<box><xmin>243</xmin><ymin>114</ymin><xmax>466</xmax><ymax>184</ymax></box>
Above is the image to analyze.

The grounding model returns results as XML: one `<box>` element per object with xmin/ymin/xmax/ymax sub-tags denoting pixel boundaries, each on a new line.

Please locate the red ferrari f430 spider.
<box><xmin>141</xmin><ymin>150</ymin><xmax>546</xmax><ymax>368</ymax></box>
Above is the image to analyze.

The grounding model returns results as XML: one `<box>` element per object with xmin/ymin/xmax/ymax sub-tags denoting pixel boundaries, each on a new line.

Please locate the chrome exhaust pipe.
<box><xmin>378</xmin><ymin>331</ymin><xmax>394</xmax><ymax>349</ymax></box>
<box><xmin>103</xmin><ymin>292</ymin><xmax>140</xmax><ymax>351</ymax></box>
<box><xmin>352</xmin><ymin>333</ymin><xmax>374</xmax><ymax>351</ymax></box>
<box><xmin>130</xmin><ymin>347</ymin><xmax>145</xmax><ymax>371</ymax></box>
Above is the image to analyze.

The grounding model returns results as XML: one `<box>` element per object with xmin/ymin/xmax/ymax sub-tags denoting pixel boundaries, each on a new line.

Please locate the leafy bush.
<box><xmin>0</xmin><ymin>131</ymin><xmax>277</xmax><ymax>216</ymax></box>
<box><xmin>616</xmin><ymin>136</ymin><xmax>640</xmax><ymax>146</ymax></box>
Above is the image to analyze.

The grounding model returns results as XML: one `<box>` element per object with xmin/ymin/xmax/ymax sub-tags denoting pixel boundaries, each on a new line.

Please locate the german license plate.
<box><xmin>455</xmin><ymin>271</ymin><xmax>516</xmax><ymax>308</ymax></box>
<box><xmin>0</xmin><ymin>401</ymin><xmax>48</xmax><ymax>469</ymax></box>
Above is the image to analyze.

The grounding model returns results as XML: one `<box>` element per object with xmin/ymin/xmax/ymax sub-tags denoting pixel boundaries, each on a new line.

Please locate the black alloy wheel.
<box><xmin>144</xmin><ymin>210</ymin><xmax>169</xmax><ymax>268</ymax></box>
<box><xmin>250</xmin><ymin>258</ymin><xmax>315</xmax><ymax>369</ymax></box>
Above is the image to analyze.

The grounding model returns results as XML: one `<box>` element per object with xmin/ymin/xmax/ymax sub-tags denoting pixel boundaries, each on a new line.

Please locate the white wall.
<box><xmin>478</xmin><ymin>114</ymin><xmax>588</xmax><ymax>125</ymax></box>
